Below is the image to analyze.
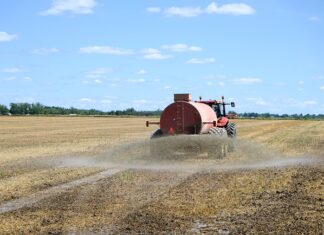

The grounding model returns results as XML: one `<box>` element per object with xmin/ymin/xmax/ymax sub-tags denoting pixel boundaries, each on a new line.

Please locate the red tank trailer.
<box><xmin>147</xmin><ymin>93</ymin><xmax>237</xmax><ymax>138</ymax></box>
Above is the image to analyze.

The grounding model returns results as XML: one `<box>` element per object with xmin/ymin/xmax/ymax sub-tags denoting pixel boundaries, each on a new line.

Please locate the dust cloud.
<box><xmin>54</xmin><ymin>135</ymin><xmax>318</xmax><ymax>172</ymax></box>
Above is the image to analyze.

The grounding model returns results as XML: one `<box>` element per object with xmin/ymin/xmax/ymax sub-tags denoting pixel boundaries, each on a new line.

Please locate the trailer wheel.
<box><xmin>208</xmin><ymin>127</ymin><xmax>228</xmax><ymax>137</ymax></box>
<box><xmin>151</xmin><ymin>129</ymin><xmax>163</xmax><ymax>139</ymax></box>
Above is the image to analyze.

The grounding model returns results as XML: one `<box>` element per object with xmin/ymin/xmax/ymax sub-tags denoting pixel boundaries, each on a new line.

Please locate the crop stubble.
<box><xmin>0</xmin><ymin>117</ymin><xmax>323</xmax><ymax>234</ymax></box>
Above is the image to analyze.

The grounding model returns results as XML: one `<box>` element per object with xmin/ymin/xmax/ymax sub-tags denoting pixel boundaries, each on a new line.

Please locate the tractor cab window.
<box><xmin>212</xmin><ymin>104</ymin><xmax>222</xmax><ymax>117</ymax></box>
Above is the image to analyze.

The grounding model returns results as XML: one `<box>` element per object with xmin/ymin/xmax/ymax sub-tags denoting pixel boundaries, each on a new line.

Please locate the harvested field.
<box><xmin>0</xmin><ymin>117</ymin><xmax>323</xmax><ymax>234</ymax></box>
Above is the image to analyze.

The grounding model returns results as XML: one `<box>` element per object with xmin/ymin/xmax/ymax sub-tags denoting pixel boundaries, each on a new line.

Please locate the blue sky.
<box><xmin>0</xmin><ymin>0</ymin><xmax>323</xmax><ymax>114</ymax></box>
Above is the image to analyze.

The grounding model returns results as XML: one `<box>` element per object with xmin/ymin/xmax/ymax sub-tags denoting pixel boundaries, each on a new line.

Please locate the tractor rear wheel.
<box><xmin>226</xmin><ymin>122</ymin><xmax>236</xmax><ymax>138</ymax></box>
<box><xmin>225</xmin><ymin>123</ymin><xmax>237</xmax><ymax>152</ymax></box>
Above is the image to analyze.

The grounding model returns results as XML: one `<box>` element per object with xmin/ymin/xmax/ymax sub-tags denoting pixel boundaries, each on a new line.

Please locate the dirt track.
<box><xmin>0</xmin><ymin>117</ymin><xmax>323</xmax><ymax>234</ymax></box>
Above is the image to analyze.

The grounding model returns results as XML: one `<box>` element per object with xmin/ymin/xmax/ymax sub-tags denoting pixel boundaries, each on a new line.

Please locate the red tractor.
<box><xmin>147</xmin><ymin>93</ymin><xmax>236</xmax><ymax>138</ymax></box>
<box><xmin>146</xmin><ymin>94</ymin><xmax>237</xmax><ymax>158</ymax></box>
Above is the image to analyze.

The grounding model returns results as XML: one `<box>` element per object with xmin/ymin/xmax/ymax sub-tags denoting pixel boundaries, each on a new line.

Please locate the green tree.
<box><xmin>30</xmin><ymin>103</ymin><xmax>44</xmax><ymax>115</ymax></box>
<box><xmin>10</xmin><ymin>103</ymin><xmax>31</xmax><ymax>115</ymax></box>
<box><xmin>0</xmin><ymin>104</ymin><xmax>9</xmax><ymax>115</ymax></box>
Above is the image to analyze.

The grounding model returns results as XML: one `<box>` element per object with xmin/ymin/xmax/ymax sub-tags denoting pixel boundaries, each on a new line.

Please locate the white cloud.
<box><xmin>165</xmin><ymin>6</ymin><xmax>203</xmax><ymax>17</ymax></box>
<box><xmin>14</xmin><ymin>97</ymin><xmax>35</xmax><ymax>103</ymax></box>
<box><xmin>289</xmin><ymin>99</ymin><xmax>318</xmax><ymax>107</ymax></box>
<box><xmin>23</xmin><ymin>76</ymin><xmax>32</xmax><ymax>81</ymax></box>
<box><xmin>93</xmin><ymin>79</ymin><xmax>102</xmax><ymax>84</ymax></box>
<box><xmin>4</xmin><ymin>76</ymin><xmax>17</xmax><ymax>81</ymax></box>
<box><xmin>91</xmin><ymin>67</ymin><xmax>112</xmax><ymax>74</ymax></box>
<box><xmin>309</xmin><ymin>16</ymin><xmax>320</xmax><ymax>22</ymax></box>
<box><xmin>5</xmin><ymin>76</ymin><xmax>33</xmax><ymax>82</ymax></box>
<box><xmin>155</xmin><ymin>2</ymin><xmax>255</xmax><ymax>17</ymax></box>
<box><xmin>101</xmin><ymin>99</ymin><xmax>112</xmax><ymax>104</ymax></box>
<box><xmin>189</xmin><ymin>46</ymin><xmax>202</xmax><ymax>51</ymax></box>
<box><xmin>136</xmin><ymin>69</ymin><xmax>147</xmax><ymax>75</ymax></box>
<box><xmin>79</xmin><ymin>46</ymin><xmax>133</xmax><ymax>55</ymax></box>
<box><xmin>206</xmin><ymin>81</ymin><xmax>213</xmax><ymax>86</ymax></box>
<box><xmin>206</xmin><ymin>81</ymin><xmax>225</xmax><ymax>86</ymax></box>
<box><xmin>32</xmin><ymin>48</ymin><xmax>59</xmax><ymax>55</ymax></box>
<box><xmin>298</xmin><ymin>80</ymin><xmax>304</xmax><ymax>85</ymax></box>
<box><xmin>147</xmin><ymin>7</ymin><xmax>161</xmax><ymax>13</ymax></box>
<box><xmin>302</xmin><ymin>100</ymin><xmax>317</xmax><ymax>105</ymax></box>
<box><xmin>162</xmin><ymin>44</ymin><xmax>202</xmax><ymax>52</ymax></box>
<box><xmin>320</xmin><ymin>86</ymin><xmax>324</xmax><ymax>90</ymax></box>
<box><xmin>232</xmin><ymin>77</ymin><xmax>262</xmax><ymax>84</ymax></box>
<box><xmin>80</xmin><ymin>97</ymin><xmax>94</xmax><ymax>102</ymax></box>
<box><xmin>40</xmin><ymin>0</ymin><xmax>97</xmax><ymax>16</ymax></box>
<box><xmin>206</xmin><ymin>2</ymin><xmax>255</xmax><ymax>15</ymax></box>
<box><xmin>143</xmin><ymin>53</ymin><xmax>172</xmax><ymax>60</ymax></box>
<box><xmin>83</xmin><ymin>67</ymin><xmax>114</xmax><ymax>84</ymax></box>
<box><xmin>86</xmin><ymin>67</ymin><xmax>112</xmax><ymax>78</ymax></box>
<box><xmin>127</xmin><ymin>78</ymin><xmax>146</xmax><ymax>83</ymax></box>
<box><xmin>1</xmin><ymin>67</ymin><xmax>22</xmax><ymax>73</ymax></box>
<box><xmin>0</xmin><ymin>32</ymin><xmax>17</xmax><ymax>42</ymax></box>
<box><xmin>141</xmin><ymin>48</ymin><xmax>160</xmax><ymax>54</ymax></box>
<box><xmin>163</xmin><ymin>85</ymin><xmax>173</xmax><ymax>90</ymax></box>
<box><xmin>142</xmin><ymin>48</ymin><xmax>172</xmax><ymax>60</ymax></box>
<box><xmin>246</xmin><ymin>97</ymin><xmax>269</xmax><ymax>106</ymax></box>
<box><xmin>186</xmin><ymin>57</ymin><xmax>215</xmax><ymax>64</ymax></box>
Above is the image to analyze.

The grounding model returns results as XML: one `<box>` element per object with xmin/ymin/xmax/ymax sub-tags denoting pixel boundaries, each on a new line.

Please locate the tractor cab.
<box><xmin>196</xmin><ymin>96</ymin><xmax>235</xmax><ymax>117</ymax></box>
<box><xmin>196</xmin><ymin>96</ymin><xmax>235</xmax><ymax>127</ymax></box>
<box><xmin>211</xmin><ymin>103</ymin><xmax>224</xmax><ymax>117</ymax></box>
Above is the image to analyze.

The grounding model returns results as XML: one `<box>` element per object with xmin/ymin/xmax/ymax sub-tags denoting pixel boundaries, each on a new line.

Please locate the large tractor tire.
<box><xmin>226</xmin><ymin>122</ymin><xmax>237</xmax><ymax>138</ymax></box>
<box><xmin>207</xmin><ymin>127</ymin><xmax>228</xmax><ymax>158</ymax></box>
<box><xmin>225</xmin><ymin>122</ymin><xmax>237</xmax><ymax>152</ymax></box>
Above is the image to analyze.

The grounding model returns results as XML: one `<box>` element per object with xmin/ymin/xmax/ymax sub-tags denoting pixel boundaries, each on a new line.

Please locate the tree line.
<box><xmin>0</xmin><ymin>103</ymin><xmax>161</xmax><ymax>116</ymax></box>
<box><xmin>228</xmin><ymin>111</ymin><xmax>324</xmax><ymax>120</ymax></box>
<box><xmin>0</xmin><ymin>102</ymin><xmax>323</xmax><ymax>119</ymax></box>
